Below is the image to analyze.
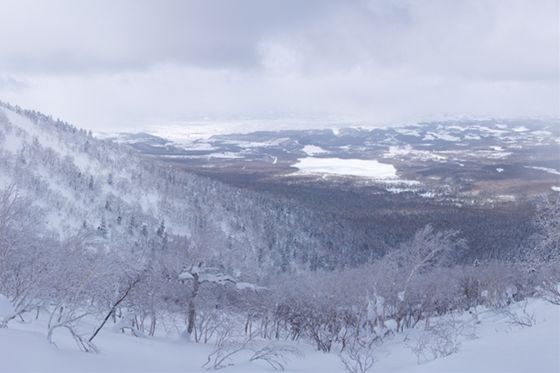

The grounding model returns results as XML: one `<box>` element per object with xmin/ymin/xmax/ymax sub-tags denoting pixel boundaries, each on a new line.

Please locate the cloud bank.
<box><xmin>0</xmin><ymin>0</ymin><xmax>558</xmax><ymax>131</ymax></box>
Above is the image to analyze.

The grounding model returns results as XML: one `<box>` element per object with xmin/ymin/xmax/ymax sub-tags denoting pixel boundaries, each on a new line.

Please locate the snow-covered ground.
<box><xmin>1</xmin><ymin>298</ymin><xmax>558</xmax><ymax>372</ymax></box>
<box><xmin>525</xmin><ymin>166</ymin><xmax>560</xmax><ymax>176</ymax></box>
<box><xmin>302</xmin><ymin>145</ymin><xmax>328</xmax><ymax>156</ymax></box>
<box><xmin>294</xmin><ymin>157</ymin><xmax>397</xmax><ymax>179</ymax></box>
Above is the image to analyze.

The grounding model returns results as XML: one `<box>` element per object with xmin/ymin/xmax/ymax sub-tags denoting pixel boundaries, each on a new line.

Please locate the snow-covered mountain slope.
<box><xmin>0</xmin><ymin>102</ymin><xmax>370</xmax><ymax>275</ymax></box>
<box><xmin>0</xmin><ymin>297</ymin><xmax>557</xmax><ymax>372</ymax></box>
<box><xmin>0</xmin><ymin>106</ymin><xmax>160</xmax><ymax>236</ymax></box>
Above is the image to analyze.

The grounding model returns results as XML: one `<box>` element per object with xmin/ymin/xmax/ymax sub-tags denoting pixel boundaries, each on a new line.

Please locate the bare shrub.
<box><xmin>194</xmin><ymin>309</ymin><xmax>223</xmax><ymax>343</ymax></box>
<box><xmin>536</xmin><ymin>264</ymin><xmax>560</xmax><ymax>305</ymax></box>
<box><xmin>408</xmin><ymin>314</ymin><xmax>476</xmax><ymax>364</ymax></box>
<box><xmin>249</xmin><ymin>343</ymin><xmax>303</xmax><ymax>371</ymax></box>
<box><xmin>203</xmin><ymin>321</ymin><xmax>302</xmax><ymax>371</ymax></box>
<box><xmin>503</xmin><ymin>300</ymin><xmax>536</xmax><ymax>328</ymax></box>
<box><xmin>203</xmin><ymin>323</ymin><xmax>249</xmax><ymax>370</ymax></box>
<box><xmin>339</xmin><ymin>337</ymin><xmax>377</xmax><ymax>373</ymax></box>
<box><xmin>539</xmin><ymin>280</ymin><xmax>560</xmax><ymax>305</ymax></box>
<box><xmin>47</xmin><ymin>307</ymin><xmax>98</xmax><ymax>353</ymax></box>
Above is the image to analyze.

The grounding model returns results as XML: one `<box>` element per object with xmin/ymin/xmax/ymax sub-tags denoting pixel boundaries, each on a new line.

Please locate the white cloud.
<box><xmin>0</xmin><ymin>0</ymin><xmax>557</xmax><ymax>131</ymax></box>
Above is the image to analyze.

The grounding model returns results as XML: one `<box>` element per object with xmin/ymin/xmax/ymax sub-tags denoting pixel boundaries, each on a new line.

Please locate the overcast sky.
<box><xmin>0</xmin><ymin>0</ymin><xmax>558</xmax><ymax>132</ymax></box>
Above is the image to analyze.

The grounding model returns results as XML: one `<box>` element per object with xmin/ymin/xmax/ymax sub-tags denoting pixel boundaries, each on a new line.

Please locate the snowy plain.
<box><xmin>0</xmin><ymin>298</ymin><xmax>558</xmax><ymax>373</ymax></box>
<box><xmin>294</xmin><ymin>157</ymin><xmax>397</xmax><ymax>179</ymax></box>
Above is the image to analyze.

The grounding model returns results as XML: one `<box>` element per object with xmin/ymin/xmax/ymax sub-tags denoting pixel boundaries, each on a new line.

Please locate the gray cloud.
<box><xmin>0</xmin><ymin>0</ymin><xmax>557</xmax><ymax>131</ymax></box>
<box><xmin>0</xmin><ymin>0</ymin><xmax>334</xmax><ymax>73</ymax></box>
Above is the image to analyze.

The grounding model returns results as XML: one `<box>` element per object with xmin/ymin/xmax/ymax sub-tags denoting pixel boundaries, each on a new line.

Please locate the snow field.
<box><xmin>0</xmin><ymin>298</ymin><xmax>557</xmax><ymax>372</ymax></box>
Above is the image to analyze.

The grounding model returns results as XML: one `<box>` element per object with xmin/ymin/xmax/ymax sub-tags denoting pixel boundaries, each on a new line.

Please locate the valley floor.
<box><xmin>0</xmin><ymin>298</ymin><xmax>558</xmax><ymax>373</ymax></box>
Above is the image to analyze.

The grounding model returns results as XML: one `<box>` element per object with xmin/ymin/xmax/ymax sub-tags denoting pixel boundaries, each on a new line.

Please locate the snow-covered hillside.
<box><xmin>1</xmin><ymin>102</ymin><xmax>559</xmax><ymax>373</ymax></box>
<box><xmin>0</xmin><ymin>102</ymin><xmax>370</xmax><ymax>274</ymax></box>
<box><xmin>0</xmin><ymin>297</ymin><xmax>557</xmax><ymax>372</ymax></box>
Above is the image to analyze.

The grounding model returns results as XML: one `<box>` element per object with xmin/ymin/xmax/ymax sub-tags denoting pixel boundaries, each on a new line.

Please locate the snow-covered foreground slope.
<box><xmin>1</xmin><ymin>298</ymin><xmax>558</xmax><ymax>373</ymax></box>
<box><xmin>380</xmin><ymin>299</ymin><xmax>560</xmax><ymax>373</ymax></box>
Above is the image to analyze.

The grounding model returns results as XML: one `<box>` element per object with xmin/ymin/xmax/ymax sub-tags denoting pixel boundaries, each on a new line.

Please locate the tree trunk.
<box><xmin>187</xmin><ymin>273</ymin><xmax>200</xmax><ymax>336</ymax></box>
<box><xmin>149</xmin><ymin>314</ymin><xmax>157</xmax><ymax>336</ymax></box>
<box><xmin>89</xmin><ymin>278</ymin><xmax>139</xmax><ymax>343</ymax></box>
